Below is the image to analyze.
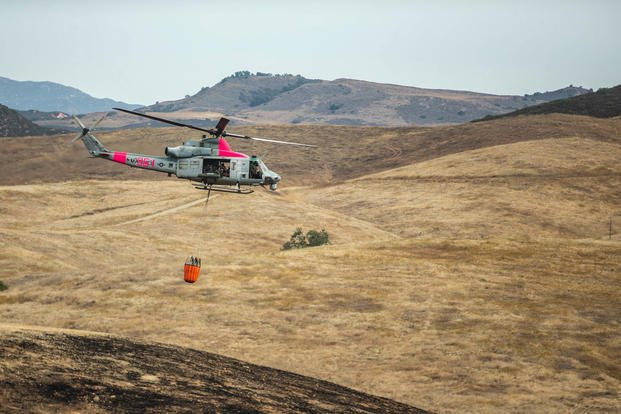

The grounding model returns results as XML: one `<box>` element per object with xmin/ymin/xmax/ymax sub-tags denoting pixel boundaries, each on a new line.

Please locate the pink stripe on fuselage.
<box><xmin>112</xmin><ymin>151</ymin><xmax>127</xmax><ymax>164</ymax></box>
<box><xmin>219</xmin><ymin>138</ymin><xmax>248</xmax><ymax>158</ymax></box>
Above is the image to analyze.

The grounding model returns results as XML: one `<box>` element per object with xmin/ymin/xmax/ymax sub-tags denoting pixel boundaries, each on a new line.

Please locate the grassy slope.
<box><xmin>2</xmin><ymin>113</ymin><xmax>620</xmax><ymax>187</ymax></box>
<box><xmin>0</xmin><ymin>115</ymin><xmax>620</xmax><ymax>413</ymax></box>
<box><xmin>0</xmin><ymin>325</ymin><xmax>423</xmax><ymax>413</ymax></box>
<box><xmin>299</xmin><ymin>137</ymin><xmax>621</xmax><ymax>239</ymax></box>
<box><xmin>474</xmin><ymin>85</ymin><xmax>621</xmax><ymax>121</ymax></box>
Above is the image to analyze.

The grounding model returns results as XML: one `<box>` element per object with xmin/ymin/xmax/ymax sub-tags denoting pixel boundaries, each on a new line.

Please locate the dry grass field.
<box><xmin>1</xmin><ymin>114</ymin><xmax>620</xmax><ymax>412</ymax></box>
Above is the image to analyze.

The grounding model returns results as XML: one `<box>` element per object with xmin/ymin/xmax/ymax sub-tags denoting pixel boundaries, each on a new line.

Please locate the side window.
<box><xmin>219</xmin><ymin>160</ymin><xmax>231</xmax><ymax>177</ymax></box>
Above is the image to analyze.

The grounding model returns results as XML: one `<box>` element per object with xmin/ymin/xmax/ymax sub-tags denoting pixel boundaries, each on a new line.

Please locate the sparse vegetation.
<box><xmin>239</xmin><ymin>88</ymin><xmax>278</xmax><ymax>107</ymax></box>
<box><xmin>306</xmin><ymin>229</ymin><xmax>330</xmax><ymax>247</ymax></box>
<box><xmin>282</xmin><ymin>227</ymin><xmax>330</xmax><ymax>250</ymax></box>
<box><xmin>238</xmin><ymin>76</ymin><xmax>319</xmax><ymax>107</ymax></box>
<box><xmin>328</xmin><ymin>102</ymin><xmax>343</xmax><ymax>113</ymax></box>
<box><xmin>474</xmin><ymin>84</ymin><xmax>621</xmax><ymax>122</ymax></box>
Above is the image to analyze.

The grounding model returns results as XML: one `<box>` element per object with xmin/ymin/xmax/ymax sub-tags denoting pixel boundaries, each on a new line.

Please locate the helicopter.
<box><xmin>72</xmin><ymin>108</ymin><xmax>315</xmax><ymax>196</ymax></box>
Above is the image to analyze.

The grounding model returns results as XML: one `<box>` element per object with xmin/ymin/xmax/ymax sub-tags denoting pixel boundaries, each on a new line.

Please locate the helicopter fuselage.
<box><xmin>73</xmin><ymin>108</ymin><xmax>315</xmax><ymax>192</ymax></box>
<box><xmin>83</xmin><ymin>134</ymin><xmax>281</xmax><ymax>190</ymax></box>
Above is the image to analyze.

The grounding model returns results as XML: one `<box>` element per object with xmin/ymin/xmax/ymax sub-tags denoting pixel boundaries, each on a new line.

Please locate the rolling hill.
<box><xmin>7</xmin><ymin>72</ymin><xmax>591</xmax><ymax>129</ymax></box>
<box><xmin>142</xmin><ymin>71</ymin><xmax>591</xmax><ymax>126</ymax></box>
<box><xmin>0</xmin><ymin>325</ymin><xmax>424</xmax><ymax>413</ymax></box>
<box><xmin>474</xmin><ymin>84</ymin><xmax>621</xmax><ymax>121</ymax></box>
<box><xmin>0</xmin><ymin>76</ymin><xmax>142</xmax><ymax>114</ymax></box>
<box><xmin>2</xmin><ymin>113</ymin><xmax>619</xmax><ymax>187</ymax></box>
<box><xmin>0</xmin><ymin>113</ymin><xmax>619</xmax><ymax>412</ymax></box>
<box><xmin>0</xmin><ymin>103</ymin><xmax>50</xmax><ymax>137</ymax></box>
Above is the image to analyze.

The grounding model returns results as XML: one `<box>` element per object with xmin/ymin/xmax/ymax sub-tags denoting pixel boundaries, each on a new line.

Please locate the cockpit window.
<box><xmin>249</xmin><ymin>160</ymin><xmax>262</xmax><ymax>179</ymax></box>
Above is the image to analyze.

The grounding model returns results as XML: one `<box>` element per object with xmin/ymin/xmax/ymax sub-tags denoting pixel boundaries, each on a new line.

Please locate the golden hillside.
<box><xmin>2</xmin><ymin>113</ymin><xmax>620</xmax><ymax>187</ymax></box>
<box><xmin>299</xmin><ymin>136</ymin><xmax>621</xmax><ymax>239</ymax></box>
<box><xmin>0</xmin><ymin>114</ymin><xmax>620</xmax><ymax>413</ymax></box>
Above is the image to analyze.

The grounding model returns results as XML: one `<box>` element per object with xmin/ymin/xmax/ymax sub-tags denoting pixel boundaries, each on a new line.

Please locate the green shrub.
<box><xmin>328</xmin><ymin>102</ymin><xmax>343</xmax><ymax>112</ymax></box>
<box><xmin>282</xmin><ymin>228</ymin><xmax>330</xmax><ymax>250</ymax></box>
<box><xmin>306</xmin><ymin>229</ymin><xmax>330</xmax><ymax>247</ymax></box>
<box><xmin>0</xmin><ymin>281</ymin><xmax>7</xmax><ymax>291</ymax></box>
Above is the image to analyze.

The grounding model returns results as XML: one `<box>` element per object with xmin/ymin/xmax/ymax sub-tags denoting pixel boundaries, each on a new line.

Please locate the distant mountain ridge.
<box><xmin>143</xmin><ymin>71</ymin><xmax>592</xmax><ymax>126</ymax></box>
<box><xmin>148</xmin><ymin>71</ymin><xmax>320</xmax><ymax>113</ymax></box>
<box><xmin>0</xmin><ymin>76</ymin><xmax>143</xmax><ymax>114</ymax></box>
<box><xmin>1</xmin><ymin>72</ymin><xmax>595</xmax><ymax>127</ymax></box>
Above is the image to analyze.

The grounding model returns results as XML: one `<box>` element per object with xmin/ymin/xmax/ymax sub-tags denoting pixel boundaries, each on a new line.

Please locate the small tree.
<box><xmin>283</xmin><ymin>227</ymin><xmax>306</xmax><ymax>250</ymax></box>
<box><xmin>0</xmin><ymin>281</ymin><xmax>7</xmax><ymax>291</ymax></box>
<box><xmin>282</xmin><ymin>228</ymin><xmax>330</xmax><ymax>250</ymax></box>
<box><xmin>306</xmin><ymin>229</ymin><xmax>330</xmax><ymax>247</ymax></box>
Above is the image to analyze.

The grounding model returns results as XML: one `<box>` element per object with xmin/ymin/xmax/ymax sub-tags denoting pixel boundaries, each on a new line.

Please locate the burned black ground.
<box><xmin>0</xmin><ymin>326</ymin><xmax>426</xmax><ymax>413</ymax></box>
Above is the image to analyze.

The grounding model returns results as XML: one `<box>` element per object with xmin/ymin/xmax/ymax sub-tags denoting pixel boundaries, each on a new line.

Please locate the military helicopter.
<box><xmin>72</xmin><ymin>108</ymin><xmax>315</xmax><ymax>196</ymax></box>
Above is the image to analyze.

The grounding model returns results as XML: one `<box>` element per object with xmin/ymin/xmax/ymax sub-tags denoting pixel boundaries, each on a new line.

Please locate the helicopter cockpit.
<box><xmin>249</xmin><ymin>158</ymin><xmax>263</xmax><ymax>179</ymax></box>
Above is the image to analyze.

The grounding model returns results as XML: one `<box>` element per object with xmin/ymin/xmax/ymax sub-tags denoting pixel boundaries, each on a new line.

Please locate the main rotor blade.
<box><xmin>113</xmin><ymin>107</ymin><xmax>216</xmax><ymax>134</ymax></box>
<box><xmin>215</xmin><ymin>117</ymin><xmax>229</xmax><ymax>135</ymax></box>
<box><xmin>114</xmin><ymin>107</ymin><xmax>316</xmax><ymax>147</ymax></box>
<box><xmin>223</xmin><ymin>132</ymin><xmax>317</xmax><ymax>147</ymax></box>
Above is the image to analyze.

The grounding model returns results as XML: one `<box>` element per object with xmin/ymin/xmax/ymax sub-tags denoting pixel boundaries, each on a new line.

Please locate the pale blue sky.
<box><xmin>1</xmin><ymin>0</ymin><xmax>619</xmax><ymax>105</ymax></box>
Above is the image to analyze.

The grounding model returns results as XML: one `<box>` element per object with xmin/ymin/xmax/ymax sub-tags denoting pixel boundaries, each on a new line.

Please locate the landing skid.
<box><xmin>192</xmin><ymin>184</ymin><xmax>254</xmax><ymax>194</ymax></box>
<box><xmin>193</xmin><ymin>183</ymin><xmax>254</xmax><ymax>209</ymax></box>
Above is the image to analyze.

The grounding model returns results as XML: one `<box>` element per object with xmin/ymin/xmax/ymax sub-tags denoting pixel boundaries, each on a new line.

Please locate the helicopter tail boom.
<box><xmin>99</xmin><ymin>151</ymin><xmax>176</xmax><ymax>174</ymax></box>
<box><xmin>79</xmin><ymin>131</ymin><xmax>110</xmax><ymax>155</ymax></box>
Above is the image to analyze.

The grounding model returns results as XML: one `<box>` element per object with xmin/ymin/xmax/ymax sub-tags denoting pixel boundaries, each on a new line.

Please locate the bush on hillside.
<box><xmin>0</xmin><ymin>281</ymin><xmax>7</xmax><ymax>291</ymax></box>
<box><xmin>306</xmin><ymin>229</ymin><xmax>330</xmax><ymax>247</ymax></box>
<box><xmin>282</xmin><ymin>228</ymin><xmax>330</xmax><ymax>250</ymax></box>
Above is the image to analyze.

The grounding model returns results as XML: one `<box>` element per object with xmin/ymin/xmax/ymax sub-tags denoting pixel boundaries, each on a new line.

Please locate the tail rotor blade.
<box><xmin>71</xmin><ymin>133</ymin><xmax>85</xmax><ymax>143</ymax></box>
<box><xmin>71</xmin><ymin>115</ymin><xmax>87</xmax><ymax>143</ymax></box>
<box><xmin>71</xmin><ymin>113</ymin><xmax>107</xmax><ymax>144</ymax></box>
<box><xmin>90</xmin><ymin>113</ymin><xmax>107</xmax><ymax>131</ymax></box>
<box><xmin>72</xmin><ymin>115</ymin><xmax>86</xmax><ymax>130</ymax></box>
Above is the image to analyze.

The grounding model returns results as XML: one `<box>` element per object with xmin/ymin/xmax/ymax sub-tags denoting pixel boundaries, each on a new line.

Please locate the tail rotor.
<box><xmin>71</xmin><ymin>113</ymin><xmax>107</xmax><ymax>143</ymax></box>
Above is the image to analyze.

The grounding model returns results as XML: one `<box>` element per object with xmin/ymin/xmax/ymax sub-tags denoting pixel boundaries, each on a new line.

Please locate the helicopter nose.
<box><xmin>265</xmin><ymin>173</ymin><xmax>280</xmax><ymax>191</ymax></box>
<box><xmin>266</xmin><ymin>173</ymin><xmax>280</xmax><ymax>183</ymax></box>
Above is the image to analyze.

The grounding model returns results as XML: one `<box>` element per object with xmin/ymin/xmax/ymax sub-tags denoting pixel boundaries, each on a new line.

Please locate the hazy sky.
<box><xmin>1</xmin><ymin>0</ymin><xmax>619</xmax><ymax>105</ymax></box>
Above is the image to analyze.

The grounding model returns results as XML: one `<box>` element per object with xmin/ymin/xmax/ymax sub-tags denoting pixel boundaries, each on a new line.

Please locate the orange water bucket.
<box><xmin>184</xmin><ymin>257</ymin><xmax>201</xmax><ymax>283</ymax></box>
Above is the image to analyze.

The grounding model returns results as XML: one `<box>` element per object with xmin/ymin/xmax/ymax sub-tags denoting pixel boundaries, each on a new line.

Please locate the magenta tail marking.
<box><xmin>112</xmin><ymin>152</ymin><xmax>127</xmax><ymax>164</ymax></box>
